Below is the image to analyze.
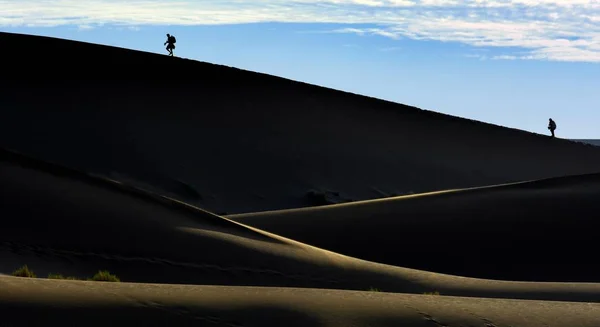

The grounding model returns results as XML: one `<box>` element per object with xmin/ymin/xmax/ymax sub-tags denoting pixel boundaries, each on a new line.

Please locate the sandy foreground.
<box><xmin>1</xmin><ymin>278</ymin><xmax>600</xmax><ymax>327</ymax></box>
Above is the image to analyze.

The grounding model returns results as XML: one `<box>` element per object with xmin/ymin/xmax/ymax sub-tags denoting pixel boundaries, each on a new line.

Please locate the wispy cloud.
<box><xmin>492</xmin><ymin>55</ymin><xmax>518</xmax><ymax>60</ymax></box>
<box><xmin>1</xmin><ymin>0</ymin><xmax>599</xmax><ymax>62</ymax></box>
<box><xmin>379</xmin><ymin>46</ymin><xmax>402</xmax><ymax>52</ymax></box>
<box><xmin>465</xmin><ymin>53</ymin><xmax>488</xmax><ymax>60</ymax></box>
<box><xmin>77</xmin><ymin>24</ymin><xmax>94</xmax><ymax>31</ymax></box>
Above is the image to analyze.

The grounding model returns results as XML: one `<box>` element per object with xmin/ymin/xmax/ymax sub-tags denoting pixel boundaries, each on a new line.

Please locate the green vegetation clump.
<box><xmin>10</xmin><ymin>265</ymin><xmax>119</xmax><ymax>282</ymax></box>
<box><xmin>368</xmin><ymin>287</ymin><xmax>381</xmax><ymax>292</ymax></box>
<box><xmin>89</xmin><ymin>270</ymin><xmax>121</xmax><ymax>282</ymax></box>
<box><xmin>12</xmin><ymin>265</ymin><xmax>36</xmax><ymax>278</ymax></box>
<box><xmin>48</xmin><ymin>273</ymin><xmax>79</xmax><ymax>280</ymax></box>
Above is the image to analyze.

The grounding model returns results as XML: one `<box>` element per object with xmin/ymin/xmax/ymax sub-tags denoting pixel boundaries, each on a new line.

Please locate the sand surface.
<box><xmin>3</xmin><ymin>32</ymin><xmax>600</xmax><ymax>214</ymax></box>
<box><xmin>1</xmin><ymin>148</ymin><xmax>600</xmax><ymax>327</ymax></box>
<box><xmin>1</xmin><ymin>32</ymin><xmax>599</xmax><ymax>326</ymax></box>
<box><xmin>574</xmin><ymin>139</ymin><xmax>600</xmax><ymax>146</ymax></box>
<box><xmin>2</xmin><ymin>278</ymin><xmax>600</xmax><ymax>327</ymax></box>
<box><xmin>230</xmin><ymin>173</ymin><xmax>600</xmax><ymax>281</ymax></box>
<box><xmin>3</xmin><ymin>148</ymin><xmax>600</xmax><ymax>301</ymax></box>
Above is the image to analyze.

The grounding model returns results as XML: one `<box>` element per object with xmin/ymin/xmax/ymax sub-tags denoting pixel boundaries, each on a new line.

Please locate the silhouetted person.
<box><xmin>548</xmin><ymin>118</ymin><xmax>557</xmax><ymax>137</ymax></box>
<box><xmin>164</xmin><ymin>33</ymin><xmax>176</xmax><ymax>56</ymax></box>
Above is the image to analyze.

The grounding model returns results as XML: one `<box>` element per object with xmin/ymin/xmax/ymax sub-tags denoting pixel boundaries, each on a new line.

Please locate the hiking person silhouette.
<box><xmin>164</xmin><ymin>33</ymin><xmax>176</xmax><ymax>56</ymax></box>
<box><xmin>548</xmin><ymin>118</ymin><xmax>557</xmax><ymax>138</ymax></box>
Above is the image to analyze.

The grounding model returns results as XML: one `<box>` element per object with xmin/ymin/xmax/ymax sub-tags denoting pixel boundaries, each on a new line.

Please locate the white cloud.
<box><xmin>1</xmin><ymin>0</ymin><xmax>599</xmax><ymax>62</ymax></box>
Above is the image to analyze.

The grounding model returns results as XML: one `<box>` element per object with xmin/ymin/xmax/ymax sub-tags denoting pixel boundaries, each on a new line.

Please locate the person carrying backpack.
<box><xmin>164</xmin><ymin>33</ymin><xmax>177</xmax><ymax>56</ymax></box>
<box><xmin>548</xmin><ymin>118</ymin><xmax>557</xmax><ymax>138</ymax></box>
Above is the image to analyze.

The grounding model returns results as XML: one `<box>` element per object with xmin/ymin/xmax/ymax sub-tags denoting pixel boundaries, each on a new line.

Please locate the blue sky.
<box><xmin>2</xmin><ymin>0</ymin><xmax>599</xmax><ymax>138</ymax></box>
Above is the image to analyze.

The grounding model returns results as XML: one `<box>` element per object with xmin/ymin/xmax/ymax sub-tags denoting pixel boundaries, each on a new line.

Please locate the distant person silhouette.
<box><xmin>548</xmin><ymin>118</ymin><xmax>557</xmax><ymax>137</ymax></box>
<box><xmin>164</xmin><ymin>33</ymin><xmax>176</xmax><ymax>56</ymax></box>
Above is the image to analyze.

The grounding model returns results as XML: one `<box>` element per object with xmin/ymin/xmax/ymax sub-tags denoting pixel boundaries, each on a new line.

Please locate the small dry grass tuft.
<box><xmin>89</xmin><ymin>270</ymin><xmax>120</xmax><ymax>282</ymax></box>
<box><xmin>12</xmin><ymin>265</ymin><xmax>36</xmax><ymax>278</ymax></box>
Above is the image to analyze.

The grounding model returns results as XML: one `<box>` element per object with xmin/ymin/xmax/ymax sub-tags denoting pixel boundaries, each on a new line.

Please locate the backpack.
<box><xmin>170</xmin><ymin>36</ymin><xmax>177</xmax><ymax>44</ymax></box>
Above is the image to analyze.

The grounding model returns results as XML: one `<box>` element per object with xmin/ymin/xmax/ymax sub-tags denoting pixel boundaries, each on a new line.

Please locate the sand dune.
<box><xmin>2</xmin><ymin>32</ymin><xmax>600</xmax><ymax>325</ymax></box>
<box><xmin>230</xmin><ymin>173</ymin><xmax>600</xmax><ymax>282</ymax></box>
<box><xmin>2</xmin><ymin>277</ymin><xmax>600</xmax><ymax>327</ymax></box>
<box><xmin>3</xmin><ymin>32</ymin><xmax>600</xmax><ymax>214</ymax></box>
<box><xmin>574</xmin><ymin>139</ymin><xmax>600</xmax><ymax>147</ymax></box>
<box><xmin>3</xmin><ymin>148</ymin><xmax>600</xmax><ymax>304</ymax></box>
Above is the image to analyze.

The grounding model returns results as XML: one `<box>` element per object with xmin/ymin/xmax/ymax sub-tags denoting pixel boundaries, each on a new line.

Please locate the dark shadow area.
<box><xmin>232</xmin><ymin>174</ymin><xmax>600</xmax><ymax>282</ymax></box>
<box><xmin>0</xmin><ymin>147</ymin><xmax>241</xmax><ymax>233</ymax></box>
<box><xmin>2</xmin><ymin>31</ymin><xmax>600</xmax><ymax>216</ymax></box>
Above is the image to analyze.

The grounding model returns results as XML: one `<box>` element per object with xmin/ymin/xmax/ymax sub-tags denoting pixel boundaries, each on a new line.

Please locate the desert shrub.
<box><xmin>12</xmin><ymin>265</ymin><xmax>36</xmax><ymax>278</ymax></box>
<box><xmin>368</xmin><ymin>287</ymin><xmax>381</xmax><ymax>292</ymax></box>
<box><xmin>11</xmin><ymin>266</ymin><xmax>118</xmax><ymax>281</ymax></box>
<box><xmin>48</xmin><ymin>273</ymin><xmax>79</xmax><ymax>280</ymax></box>
<box><xmin>89</xmin><ymin>270</ymin><xmax>120</xmax><ymax>282</ymax></box>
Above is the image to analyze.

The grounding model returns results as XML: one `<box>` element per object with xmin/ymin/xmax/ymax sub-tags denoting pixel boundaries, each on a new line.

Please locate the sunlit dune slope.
<box><xmin>2</xmin><ymin>148</ymin><xmax>600</xmax><ymax>302</ymax></box>
<box><xmin>230</xmin><ymin>173</ymin><xmax>600</xmax><ymax>282</ymax></box>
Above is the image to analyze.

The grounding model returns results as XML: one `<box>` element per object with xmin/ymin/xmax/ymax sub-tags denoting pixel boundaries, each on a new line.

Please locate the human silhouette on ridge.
<box><xmin>164</xmin><ymin>33</ymin><xmax>177</xmax><ymax>56</ymax></box>
<box><xmin>548</xmin><ymin>118</ymin><xmax>557</xmax><ymax>138</ymax></box>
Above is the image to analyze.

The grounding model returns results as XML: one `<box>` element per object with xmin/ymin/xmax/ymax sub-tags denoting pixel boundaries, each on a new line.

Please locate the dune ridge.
<box><xmin>2</xmin><ymin>32</ymin><xmax>600</xmax><ymax>326</ymax></box>
<box><xmin>3</xmin><ymin>147</ymin><xmax>600</xmax><ymax>304</ymax></box>
<box><xmin>572</xmin><ymin>139</ymin><xmax>600</xmax><ymax>146</ymax></box>
<box><xmin>230</xmin><ymin>171</ymin><xmax>600</xmax><ymax>282</ymax></box>
<box><xmin>3</xmin><ymin>32</ymin><xmax>600</xmax><ymax>214</ymax></box>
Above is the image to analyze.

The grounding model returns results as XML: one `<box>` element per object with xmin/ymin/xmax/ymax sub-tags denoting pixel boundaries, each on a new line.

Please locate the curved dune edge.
<box><xmin>230</xmin><ymin>170</ymin><xmax>600</xmax><ymax>217</ymax></box>
<box><xmin>2</xmin><ymin>148</ymin><xmax>600</xmax><ymax>304</ymax></box>
<box><xmin>1</xmin><ymin>276</ymin><xmax>600</xmax><ymax>327</ymax></box>
<box><xmin>229</xmin><ymin>172</ymin><xmax>600</xmax><ymax>282</ymax></box>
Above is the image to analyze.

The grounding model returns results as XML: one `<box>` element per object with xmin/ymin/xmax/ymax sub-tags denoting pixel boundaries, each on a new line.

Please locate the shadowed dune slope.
<box><xmin>573</xmin><ymin>139</ymin><xmax>600</xmax><ymax>147</ymax></box>
<box><xmin>230</xmin><ymin>173</ymin><xmax>600</xmax><ymax>282</ymax></box>
<box><xmin>1</xmin><ymin>278</ymin><xmax>600</xmax><ymax>327</ymax></box>
<box><xmin>2</xmin><ymin>148</ymin><xmax>600</xmax><ymax>303</ymax></box>
<box><xmin>2</xmin><ymin>32</ymin><xmax>600</xmax><ymax>214</ymax></box>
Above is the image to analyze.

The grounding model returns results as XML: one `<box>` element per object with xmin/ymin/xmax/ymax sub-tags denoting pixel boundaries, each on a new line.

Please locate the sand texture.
<box><xmin>1</xmin><ymin>31</ymin><xmax>599</xmax><ymax>326</ymax></box>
